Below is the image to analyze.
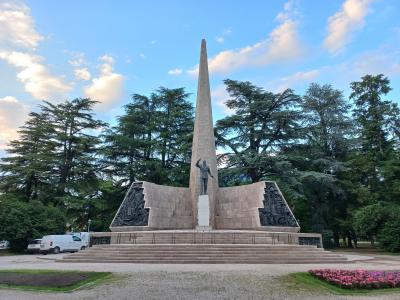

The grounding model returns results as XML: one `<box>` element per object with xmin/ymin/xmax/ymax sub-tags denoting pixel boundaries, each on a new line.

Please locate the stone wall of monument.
<box><xmin>215</xmin><ymin>182</ymin><xmax>265</xmax><ymax>229</ymax></box>
<box><xmin>144</xmin><ymin>182</ymin><xmax>193</xmax><ymax>229</ymax></box>
<box><xmin>110</xmin><ymin>181</ymin><xmax>193</xmax><ymax>231</ymax></box>
<box><xmin>215</xmin><ymin>181</ymin><xmax>299</xmax><ymax>231</ymax></box>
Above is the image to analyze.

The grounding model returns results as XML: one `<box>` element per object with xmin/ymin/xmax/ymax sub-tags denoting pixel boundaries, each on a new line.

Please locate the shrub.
<box><xmin>0</xmin><ymin>197</ymin><xmax>66</xmax><ymax>252</ymax></box>
<box><xmin>376</xmin><ymin>206</ymin><xmax>400</xmax><ymax>252</ymax></box>
<box><xmin>353</xmin><ymin>203</ymin><xmax>389</xmax><ymax>243</ymax></box>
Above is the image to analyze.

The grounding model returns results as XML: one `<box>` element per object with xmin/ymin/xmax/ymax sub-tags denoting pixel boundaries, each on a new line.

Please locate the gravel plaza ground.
<box><xmin>1</xmin><ymin>251</ymin><xmax>400</xmax><ymax>300</ymax></box>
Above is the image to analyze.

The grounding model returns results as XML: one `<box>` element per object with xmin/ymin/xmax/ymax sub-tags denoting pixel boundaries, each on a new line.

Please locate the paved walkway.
<box><xmin>0</xmin><ymin>251</ymin><xmax>400</xmax><ymax>299</ymax></box>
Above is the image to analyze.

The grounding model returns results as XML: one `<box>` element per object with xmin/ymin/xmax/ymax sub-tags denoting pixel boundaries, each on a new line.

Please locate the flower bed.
<box><xmin>309</xmin><ymin>269</ymin><xmax>400</xmax><ymax>289</ymax></box>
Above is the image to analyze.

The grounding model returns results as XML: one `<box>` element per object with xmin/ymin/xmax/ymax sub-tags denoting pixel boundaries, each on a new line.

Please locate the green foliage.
<box><xmin>377</xmin><ymin>207</ymin><xmax>400</xmax><ymax>252</ymax></box>
<box><xmin>353</xmin><ymin>203</ymin><xmax>389</xmax><ymax>242</ymax></box>
<box><xmin>216</xmin><ymin>79</ymin><xmax>301</xmax><ymax>183</ymax></box>
<box><xmin>0</xmin><ymin>75</ymin><xmax>399</xmax><ymax>253</ymax></box>
<box><xmin>0</xmin><ymin>98</ymin><xmax>106</xmax><ymax>230</ymax></box>
<box><xmin>103</xmin><ymin>87</ymin><xmax>193</xmax><ymax>187</ymax></box>
<box><xmin>354</xmin><ymin>204</ymin><xmax>400</xmax><ymax>252</ymax></box>
<box><xmin>0</xmin><ymin>112</ymin><xmax>56</xmax><ymax>200</ymax></box>
<box><xmin>350</xmin><ymin>74</ymin><xmax>398</xmax><ymax>191</ymax></box>
<box><xmin>286</xmin><ymin>83</ymin><xmax>353</xmax><ymax>239</ymax></box>
<box><xmin>0</xmin><ymin>196</ymin><xmax>66</xmax><ymax>251</ymax></box>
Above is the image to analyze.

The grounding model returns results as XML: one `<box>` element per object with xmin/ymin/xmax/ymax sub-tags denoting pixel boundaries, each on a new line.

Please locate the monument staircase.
<box><xmin>60</xmin><ymin>231</ymin><xmax>349</xmax><ymax>264</ymax></box>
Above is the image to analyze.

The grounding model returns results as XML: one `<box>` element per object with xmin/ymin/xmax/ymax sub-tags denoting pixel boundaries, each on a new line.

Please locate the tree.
<box><xmin>0</xmin><ymin>112</ymin><xmax>56</xmax><ymax>201</ymax></box>
<box><xmin>290</xmin><ymin>83</ymin><xmax>354</xmax><ymax>241</ymax></box>
<box><xmin>215</xmin><ymin>79</ymin><xmax>301</xmax><ymax>184</ymax></box>
<box><xmin>0</xmin><ymin>195</ymin><xmax>66</xmax><ymax>252</ymax></box>
<box><xmin>103</xmin><ymin>87</ymin><xmax>193</xmax><ymax>187</ymax></box>
<box><xmin>155</xmin><ymin>87</ymin><xmax>194</xmax><ymax>184</ymax></box>
<box><xmin>353</xmin><ymin>203</ymin><xmax>389</xmax><ymax>245</ymax></box>
<box><xmin>350</xmin><ymin>74</ymin><xmax>396</xmax><ymax>193</ymax></box>
<box><xmin>376</xmin><ymin>205</ymin><xmax>400</xmax><ymax>252</ymax></box>
<box><xmin>0</xmin><ymin>98</ymin><xmax>106</xmax><ymax>230</ymax></box>
<box><xmin>40</xmin><ymin>99</ymin><xmax>105</xmax><ymax>199</ymax></box>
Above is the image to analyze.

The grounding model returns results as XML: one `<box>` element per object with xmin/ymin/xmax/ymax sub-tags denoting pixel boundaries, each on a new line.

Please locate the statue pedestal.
<box><xmin>196</xmin><ymin>195</ymin><xmax>211</xmax><ymax>230</ymax></box>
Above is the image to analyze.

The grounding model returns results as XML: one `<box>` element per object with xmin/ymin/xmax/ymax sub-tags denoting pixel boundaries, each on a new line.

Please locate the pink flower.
<box><xmin>308</xmin><ymin>269</ymin><xmax>400</xmax><ymax>290</ymax></box>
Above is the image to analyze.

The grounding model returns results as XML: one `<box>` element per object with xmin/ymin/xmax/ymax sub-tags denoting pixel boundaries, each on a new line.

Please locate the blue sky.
<box><xmin>0</xmin><ymin>0</ymin><xmax>399</xmax><ymax>155</ymax></box>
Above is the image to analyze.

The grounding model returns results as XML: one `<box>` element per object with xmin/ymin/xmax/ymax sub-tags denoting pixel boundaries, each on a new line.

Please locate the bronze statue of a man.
<box><xmin>196</xmin><ymin>158</ymin><xmax>214</xmax><ymax>195</ymax></box>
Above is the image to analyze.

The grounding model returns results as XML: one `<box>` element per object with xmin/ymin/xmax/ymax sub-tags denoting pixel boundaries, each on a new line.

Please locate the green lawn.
<box><xmin>0</xmin><ymin>250</ymin><xmax>20</xmax><ymax>256</ymax></box>
<box><xmin>285</xmin><ymin>272</ymin><xmax>400</xmax><ymax>296</ymax></box>
<box><xmin>0</xmin><ymin>269</ymin><xmax>112</xmax><ymax>292</ymax></box>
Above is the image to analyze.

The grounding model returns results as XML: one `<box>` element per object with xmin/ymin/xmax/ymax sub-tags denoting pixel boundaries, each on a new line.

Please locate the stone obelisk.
<box><xmin>189</xmin><ymin>39</ymin><xmax>219</xmax><ymax>229</ymax></box>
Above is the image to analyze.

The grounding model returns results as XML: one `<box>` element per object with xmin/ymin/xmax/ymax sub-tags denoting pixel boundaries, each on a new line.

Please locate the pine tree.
<box><xmin>296</xmin><ymin>83</ymin><xmax>354</xmax><ymax>236</ymax></box>
<box><xmin>0</xmin><ymin>98</ymin><xmax>105</xmax><ymax>229</ymax></box>
<box><xmin>215</xmin><ymin>79</ymin><xmax>301</xmax><ymax>184</ymax></box>
<box><xmin>0</xmin><ymin>111</ymin><xmax>56</xmax><ymax>201</ymax></box>
<box><xmin>103</xmin><ymin>87</ymin><xmax>193</xmax><ymax>187</ymax></box>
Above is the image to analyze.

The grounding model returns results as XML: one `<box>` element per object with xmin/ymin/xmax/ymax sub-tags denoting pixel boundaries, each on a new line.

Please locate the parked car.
<box><xmin>40</xmin><ymin>235</ymin><xmax>85</xmax><ymax>254</ymax></box>
<box><xmin>27</xmin><ymin>239</ymin><xmax>42</xmax><ymax>254</ymax></box>
<box><xmin>0</xmin><ymin>240</ymin><xmax>10</xmax><ymax>250</ymax></box>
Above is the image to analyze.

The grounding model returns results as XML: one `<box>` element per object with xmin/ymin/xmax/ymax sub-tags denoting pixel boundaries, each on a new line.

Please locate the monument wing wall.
<box><xmin>110</xmin><ymin>181</ymin><xmax>193</xmax><ymax>231</ymax></box>
<box><xmin>216</xmin><ymin>181</ymin><xmax>300</xmax><ymax>232</ymax></box>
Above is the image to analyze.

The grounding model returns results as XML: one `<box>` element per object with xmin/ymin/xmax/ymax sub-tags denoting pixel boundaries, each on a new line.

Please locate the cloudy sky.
<box><xmin>0</xmin><ymin>0</ymin><xmax>400</xmax><ymax>155</ymax></box>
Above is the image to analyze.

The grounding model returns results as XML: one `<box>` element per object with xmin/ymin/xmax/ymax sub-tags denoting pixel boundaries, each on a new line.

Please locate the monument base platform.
<box><xmin>88</xmin><ymin>229</ymin><xmax>319</xmax><ymax>245</ymax></box>
<box><xmin>59</xmin><ymin>230</ymin><xmax>349</xmax><ymax>264</ymax></box>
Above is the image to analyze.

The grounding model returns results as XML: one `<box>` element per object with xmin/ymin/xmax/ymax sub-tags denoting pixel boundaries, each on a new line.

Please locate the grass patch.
<box><xmin>0</xmin><ymin>250</ymin><xmax>22</xmax><ymax>256</ymax></box>
<box><xmin>285</xmin><ymin>272</ymin><xmax>400</xmax><ymax>296</ymax></box>
<box><xmin>0</xmin><ymin>269</ymin><xmax>112</xmax><ymax>292</ymax></box>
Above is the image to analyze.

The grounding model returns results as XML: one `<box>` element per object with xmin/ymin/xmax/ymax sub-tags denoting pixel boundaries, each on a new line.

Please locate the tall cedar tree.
<box><xmin>350</xmin><ymin>74</ymin><xmax>399</xmax><ymax>202</ymax></box>
<box><xmin>293</xmin><ymin>83</ymin><xmax>353</xmax><ymax>241</ymax></box>
<box><xmin>103</xmin><ymin>87</ymin><xmax>193</xmax><ymax>187</ymax></box>
<box><xmin>0</xmin><ymin>98</ymin><xmax>105</xmax><ymax>230</ymax></box>
<box><xmin>349</xmin><ymin>75</ymin><xmax>400</xmax><ymax>249</ymax></box>
<box><xmin>0</xmin><ymin>112</ymin><xmax>56</xmax><ymax>201</ymax></box>
<box><xmin>215</xmin><ymin>79</ymin><xmax>301</xmax><ymax>184</ymax></box>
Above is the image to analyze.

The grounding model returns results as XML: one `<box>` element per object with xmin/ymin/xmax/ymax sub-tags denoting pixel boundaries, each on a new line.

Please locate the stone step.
<box><xmin>59</xmin><ymin>243</ymin><xmax>345</xmax><ymax>264</ymax></box>
<box><xmin>65</xmin><ymin>250</ymin><xmax>337</xmax><ymax>256</ymax></box>
<box><xmin>90</xmin><ymin>244</ymin><xmax>323</xmax><ymax>251</ymax></box>
<box><xmin>64</xmin><ymin>255</ymin><xmax>344</xmax><ymax>261</ymax></box>
<box><xmin>92</xmin><ymin>244</ymin><xmax>319</xmax><ymax>249</ymax></box>
<box><xmin>60</xmin><ymin>258</ymin><xmax>348</xmax><ymax>264</ymax></box>
<box><xmin>79</xmin><ymin>250</ymin><xmax>328</xmax><ymax>256</ymax></box>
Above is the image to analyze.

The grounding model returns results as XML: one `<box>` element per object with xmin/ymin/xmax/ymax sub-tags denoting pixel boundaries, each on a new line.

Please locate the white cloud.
<box><xmin>271</xmin><ymin>69</ymin><xmax>321</xmax><ymax>92</ymax></box>
<box><xmin>0</xmin><ymin>96</ymin><xmax>30</xmax><ymax>150</ymax></box>
<box><xmin>0</xmin><ymin>51</ymin><xmax>71</xmax><ymax>100</ymax></box>
<box><xmin>0</xmin><ymin>2</ymin><xmax>43</xmax><ymax>49</ymax></box>
<box><xmin>74</xmin><ymin>68</ymin><xmax>91</xmax><ymax>81</ymax></box>
<box><xmin>350</xmin><ymin>48</ymin><xmax>400</xmax><ymax>76</ymax></box>
<box><xmin>139</xmin><ymin>53</ymin><xmax>146</xmax><ymax>59</ymax></box>
<box><xmin>211</xmin><ymin>84</ymin><xmax>235</xmax><ymax>115</ymax></box>
<box><xmin>215</xmin><ymin>28</ymin><xmax>232</xmax><ymax>44</ymax></box>
<box><xmin>216</xmin><ymin>36</ymin><xmax>224</xmax><ymax>43</ymax></box>
<box><xmin>324</xmin><ymin>0</ymin><xmax>373</xmax><ymax>54</ymax></box>
<box><xmin>84</xmin><ymin>55</ymin><xmax>124</xmax><ymax>108</ymax></box>
<box><xmin>0</xmin><ymin>2</ymin><xmax>71</xmax><ymax>101</ymax></box>
<box><xmin>168</xmin><ymin>68</ymin><xmax>183</xmax><ymax>75</ymax></box>
<box><xmin>188</xmin><ymin>1</ymin><xmax>302</xmax><ymax>75</ymax></box>
<box><xmin>68</xmin><ymin>51</ymin><xmax>86</xmax><ymax>67</ymax></box>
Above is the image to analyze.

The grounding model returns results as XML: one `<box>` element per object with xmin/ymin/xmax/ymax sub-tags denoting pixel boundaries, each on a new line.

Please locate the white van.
<box><xmin>69</xmin><ymin>232</ymin><xmax>90</xmax><ymax>248</ymax></box>
<box><xmin>40</xmin><ymin>235</ymin><xmax>85</xmax><ymax>254</ymax></box>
